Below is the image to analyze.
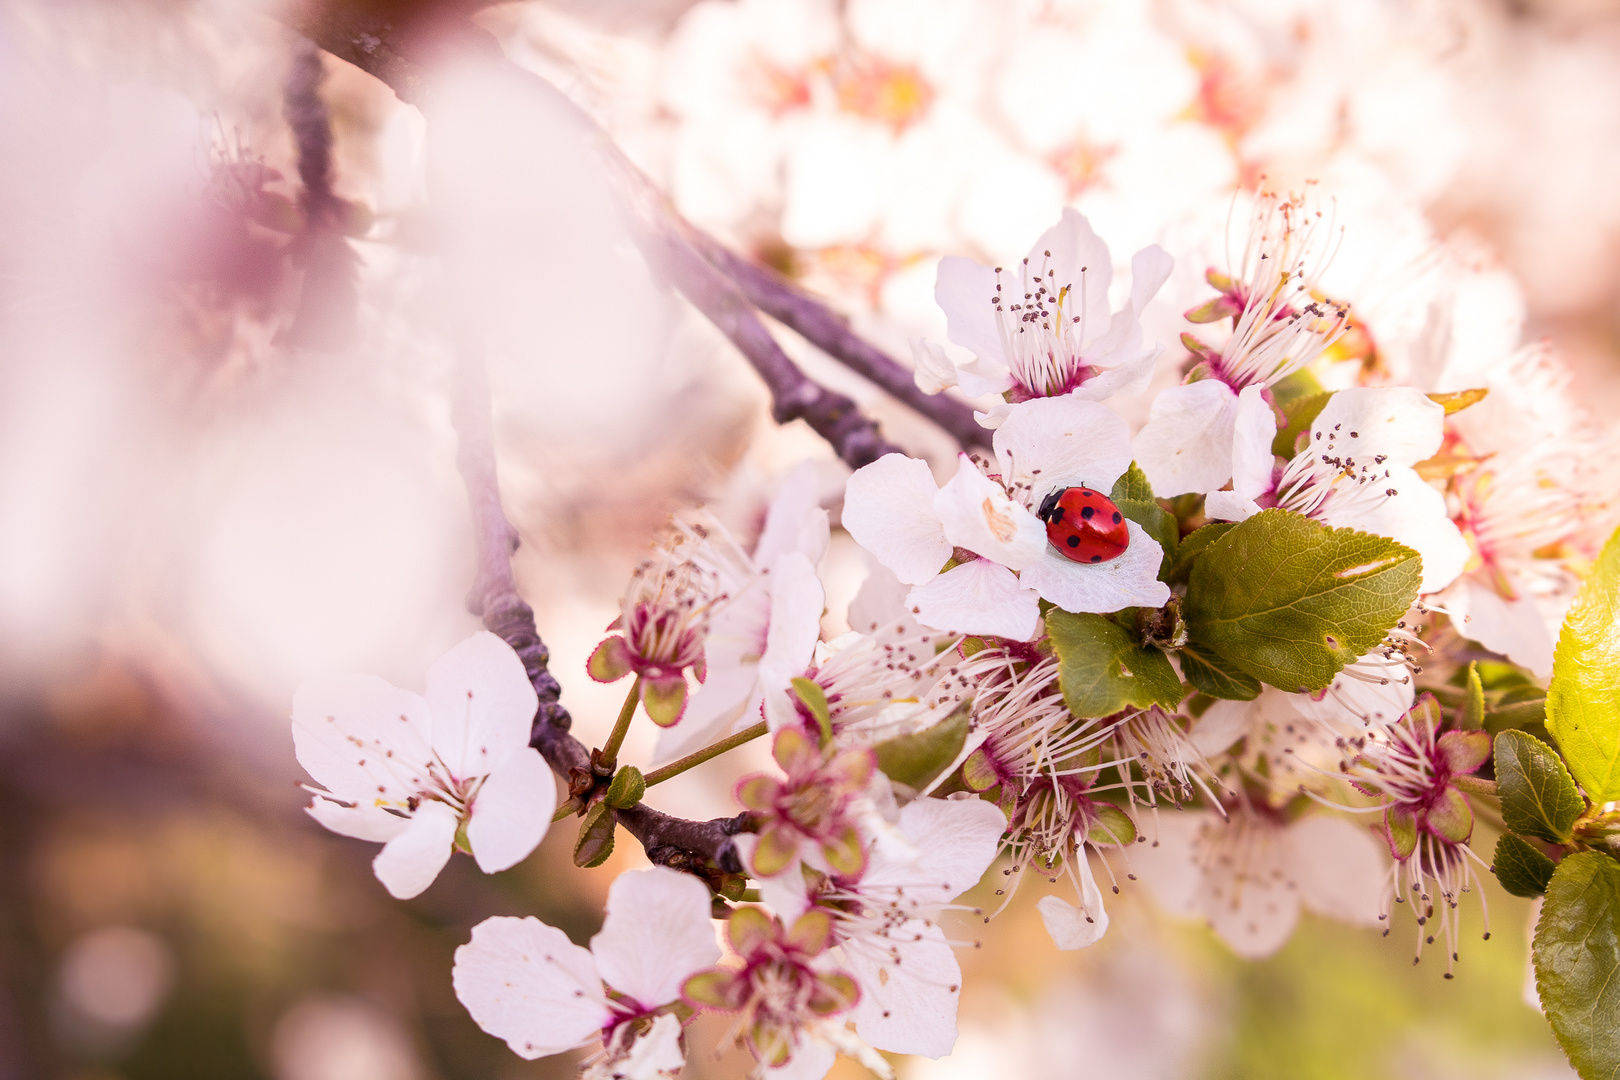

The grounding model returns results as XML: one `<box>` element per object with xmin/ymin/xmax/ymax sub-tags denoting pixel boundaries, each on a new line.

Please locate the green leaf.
<box><xmin>1272</xmin><ymin>390</ymin><xmax>1332</xmax><ymax>458</ymax></box>
<box><xmin>1087</xmin><ymin>803</ymin><xmax>1138</xmax><ymax>847</ymax></box>
<box><xmin>1165</xmin><ymin>522</ymin><xmax>1235</xmax><ymax>586</ymax></box>
<box><xmin>1179</xmin><ymin>642</ymin><xmax>1262</xmax><ymax>701</ymax></box>
<box><xmin>604</xmin><ymin>765</ymin><xmax>646</xmax><ymax>810</ymax></box>
<box><xmin>1548</xmin><ymin>525</ymin><xmax>1620</xmax><ymax>802</ymax></box>
<box><xmin>1047</xmin><ymin>610</ymin><xmax>1184</xmax><ymax>718</ymax></box>
<box><xmin>1463</xmin><ymin>661</ymin><xmax>1486</xmax><ymax>730</ymax></box>
<box><xmin>1533</xmin><ymin>851</ymin><xmax>1620</xmax><ymax>1080</ymax></box>
<box><xmin>1494</xmin><ymin>833</ymin><xmax>1556</xmax><ymax>898</ymax></box>
<box><xmin>1269</xmin><ymin>367</ymin><xmax>1327</xmax><ymax>409</ymax></box>
<box><xmin>1495</xmin><ymin>729</ymin><xmax>1585</xmax><ymax>845</ymax></box>
<box><xmin>791</xmin><ymin>677</ymin><xmax>834</xmax><ymax>748</ymax></box>
<box><xmin>573</xmin><ymin>801</ymin><xmax>616</xmax><ymax>868</ymax></box>
<box><xmin>1181</xmin><ymin>509</ymin><xmax>1423</xmax><ymax>693</ymax></box>
<box><xmin>1110</xmin><ymin>463</ymin><xmax>1178</xmax><ymax>573</ymax></box>
<box><xmin>873</xmin><ymin>702</ymin><xmax>971</xmax><ymax>790</ymax></box>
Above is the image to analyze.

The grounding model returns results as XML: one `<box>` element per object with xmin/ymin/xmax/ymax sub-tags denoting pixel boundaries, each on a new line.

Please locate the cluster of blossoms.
<box><xmin>292</xmin><ymin>186</ymin><xmax>1619</xmax><ymax>1077</ymax></box>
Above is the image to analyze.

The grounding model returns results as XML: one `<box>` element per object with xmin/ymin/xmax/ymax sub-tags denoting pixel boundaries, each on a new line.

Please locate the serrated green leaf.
<box><xmin>1181</xmin><ymin>509</ymin><xmax>1423</xmax><ymax>693</ymax></box>
<box><xmin>1548</xmin><ymin>526</ymin><xmax>1620</xmax><ymax>802</ymax></box>
<box><xmin>1272</xmin><ymin>390</ymin><xmax>1332</xmax><ymax>458</ymax></box>
<box><xmin>1463</xmin><ymin>661</ymin><xmax>1486</xmax><ymax>730</ymax></box>
<box><xmin>1047</xmin><ymin>610</ymin><xmax>1184</xmax><ymax>718</ymax></box>
<box><xmin>1110</xmin><ymin>463</ymin><xmax>1178</xmax><ymax>574</ymax></box>
<box><xmin>1179</xmin><ymin>642</ymin><xmax>1262</xmax><ymax>701</ymax></box>
<box><xmin>1533</xmin><ymin>851</ymin><xmax>1620</xmax><ymax>1080</ymax></box>
<box><xmin>1494</xmin><ymin>833</ymin><xmax>1556</xmax><ymax>898</ymax></box>
<box><xmin>573</xmin><ymin>801</ymin><xmax>616</xmax><ymax>868</ymax></box>
<box><xmin>604</xmin><ymin>765</ymin><xmax>646</xmax><ymax>810</ymax></box>
<box><xmin>1165</xmin><ymin>522</ymin><xmax>1235</xmax><ymax>586</ymax></box>
<box><xmin>1495</xmin><ymin>729</ymin><xmax>1585</xmax><ymax>845</ymax></box>
<box><xmin>873</xmin><ymin>702</ymin><xmax>970</xmax><ymax>789</ymax></box>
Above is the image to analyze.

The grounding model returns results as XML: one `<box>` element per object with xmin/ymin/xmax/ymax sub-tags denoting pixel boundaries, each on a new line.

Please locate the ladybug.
<box><xmin>1037</xmin><ymin>486</ymin><xmax>1130</xmax><ymax>564</ymax></box>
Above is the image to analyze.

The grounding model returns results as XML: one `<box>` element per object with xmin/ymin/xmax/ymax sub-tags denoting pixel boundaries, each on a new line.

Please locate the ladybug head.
<box><xmin>1037</xmin><ymin>489</ymin><xmax>1062</xmax><ymax>522</ymax></box>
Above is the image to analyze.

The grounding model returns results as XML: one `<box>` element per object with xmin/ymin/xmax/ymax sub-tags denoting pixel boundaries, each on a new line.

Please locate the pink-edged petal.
<box><xmin>452</xmin><ymin>915</ymin><xmax>611</xmax><ymax>1060</ymax></box>
<box><xmin>1018</xmin><ymin>520</ymin><xmax>1168</xmax><ymax>615</ymax></box>
<box><xmin>1132</xmin><ymin>380</ymin><xmax>1240</xmax><ymax>497</ymax></box>
<box><xmin>466</xmin><ymin>748</ymin><xmax>555</xmax><ymax>874</ymax></box>
<box><xmin>591</xmin><ymin>866</ymin><xmax>722</xmax><ymax>1009</ymax></box>
<box><xmin>907</xmin><ymin>560</ymin><xmax>1041</xmax><ymax>641</ymax></box>
<box><xmin>845</xmin><ymin>921</ymin><xmax>961</xmax><ymax>1057</ymax></box>
<box><xmin>911</xmin><ymin>337</ymin><xmax>960</xmax><ymax>395</ymax></box>
<box><xmin>1287</xmin><ymin>814</ymin><xmax>1387</xmax><ymax>927</ymax></box>
<box><xmin>426</xmin><ymin>631</ymin><xmax>539</xmax><ymax>780</ymax></box>
<box><xmin>305</xmin><ymin>797</ymin><xmax>410</xmax><ymax>843</ymax></box>
<box><xmin>993</xmin><ymin>396</ymin><xmax>1132</xmax><ymax>496</ymax></box>
<box><xmin>1438</xmin><ymin>729</ymin><xmax>1492</xmax><ymax>776</ymax></box>
<box><xmin>1318</xmin><ymin>465</ymin><xmax>1470</xmax><ymax>593</ymax></box>
<box><xmin>934</xmin><ymin>255</ymin><xmax>1006</xmax><ymax>366</ymax></box>
<box><xmin>372</xmin><ymin>799</ymin><xmax>459</xmax><ymax>899</ymax></box>
<box><xmin>842</xmin><ymin>455</ymin><xmax>950</xmax><ymax>587</ymax></box>
<box><xmin>1310</xmin><ymin>387</ymin><xmax>1445</xmax><ymax>466</ymax></box>
<box><xmin>1228</xmin><ymin>384</ymin><xmax>1278</xmax><ymax>503</ymax></box>
<box><xmin>933</xmin><ymin>455</ymin><xmax>1047</xmax><ymax>571</ymax></box>
<box><xmin>1036</xmin><ymin>857</ymin><xmax>1109</xmax><ymax>950</ymax></box>
<box><xmin>754</xmin><ymin>460</ymin><xmax>831</xmax><ymax>569</ymax></box>
<box><xmin>292</xmin><ymin>673</ymin><xmax>434</xmax><ymax>806</ymax></box>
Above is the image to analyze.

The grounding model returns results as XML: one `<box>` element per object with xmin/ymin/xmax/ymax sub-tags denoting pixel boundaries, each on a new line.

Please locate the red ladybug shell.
<box><xmin>1037</xmin><ymin>487</ymin><xmax>1130</xmax><ymax>564</ymax></box>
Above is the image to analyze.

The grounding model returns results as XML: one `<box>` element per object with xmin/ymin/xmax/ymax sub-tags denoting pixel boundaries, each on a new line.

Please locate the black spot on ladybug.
<box><xmin>1113</xmin><ymin>511</ymin><xmax>1122</xmax><ymax>523</ymax></box>
<box><xmin>1067</xmin><ymin>535</ymin><xmax>1080</xmax><ymax>548</ymax></box>
<box><xmin>1090</xmin><ymin>555</ymin><xmax>1102</xmax><ymax>562</ymax></box>
<box><xmin>1080</xmin><ymin>505</ymin><xmax>1095</xmax><ymax>520</ymax></box>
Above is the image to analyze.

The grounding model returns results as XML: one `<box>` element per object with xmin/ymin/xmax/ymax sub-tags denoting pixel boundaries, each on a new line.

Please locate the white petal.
<box><xmin>846</xmin><ymin>554</ymin><xmax>910</xmax><ymax>634</ymax></box>
<box><xmin>749</xmin><ymin>838</ymin><xmax>812</xmax><ymax>923</ymax></box>
<box><xmin>934</xmin><ymin>255</ymin><xmax>1005</xmax><ymax>366</ymax></box>
<box><xmin>1129</xmin><ymin>810</ymin><xmax>1208</xmax><ymax>918</ymax></box>
<box><xmin>754</xmin><ymin>461</ymin><xmax>831</xmax><ymax>569</ymax></box>
<box><xmin>846</xmin><ymin>922</ymin><xmax>961</xmax><ymax>1057</ymax></box>
<box><xmin>1287</xmin><ymin>814</ymin><xmax>1386</xmax><ymax>928</ymax></box>
<box><xmin>1229</xmin><ymin>384</ymin><xmax>1278</xmax><ymax>502</ymax></box>
<box><xmin>910</xmin><ymin>337</ymin><xmax>959</xmax><ymax>394</ymax></box>
<box><xmin>1199</xmin><ymin>817</ymin><xmax>1301</xmax><ymax>959</ymax></box>
<box><xmin>993</xmin><ymin>396</ymin><xmax>1132</xmax><ymax>496</ymax></box>
<box><xmin>1204</xmin><ymin>490</ymin><xmax>1262</xmax><ymax>523</ymax></box>
<box><xmin>1018</xmin><ymin>521</ymin><xmax>1169</xmax><ymax>614</ymax></box>
<box><xmin>1132</xmin><ymin>381</ymin><xmax>1240</xmax><ymax>497</ymax></box>
<box><xmin>1448</xmin><ymin>576</ymin><xmax>1555</xmax><ymax>677</ymax></box>
<box><xmin>426</xmin><ymin>631</ymin><xmax>539</xmax><ymax>781</ymax></box>
<box><xmin>759</xmin><ymin>552</ymin><xmax>826</xmax><ymax>680</ymax></box>
<box><xmin>954</xmin><ymin>354</ymin><xmax>1016</xmax><ymax>397</ymax></box>
<box><xmin>764</xmin><ymin>1038</ymin><xmax>836</xmax><ymax>1080</ymax></box>
<box><xmin>372</xmin><ymin>799</ymin><xmax>460</xmax><ymax>899</ymax></box>
<box><xmin>1069</xmin><ymin>349</ymin><xmax>1157</xmax><ymax>402</ymax></box>
<box><xmin>613</xmin><ymin>1012</ymin><xmax>685</xmax><ymax>1080</ymax></box>
<box><xmin>653</xmin><ymin>661</ymin><xmax>761</xmax><ymax>765</ymax></box>
<box><xmin>933</xmin><ymin>455</ymin><xmax>1047</xmax><ymax>571</ymax></box>
<box><xmin>1310</xmin><ymin>387</ymin><xmax>1444</xmax><ymax>466</ymax></box>
<box><xmin>1036</xmin><ymin>857</ymin><xmax>1109</xmax><ymax>950</ymax></box>
<box><xmin>1030</xmin><ymin>208</ymin><xmax>1112</xmax><ymax>346</ymax></box>
<box><xmin>1129</xmin><ymin>243</ymin><xmax>1174</xmax><ymax>314</ymax></box>
<box><xmin>467</xmin><ymin>748</ymin><xmax>555</xmax><ymax>874</ymax></box>
<box><xmin>861</xmin><ymin>796</ymin><xmax>1006</xmax><ymax>905</ymax></box>
<box><xmin>1188</xmin><ymin>699</ymin><xmax>1255</xmax><ymax>758</ymax></box>
<box><xmin>1319</xmin><ymin>466</ymin><xmax>1470</xmax><ymax>593</ymax></box>
<box><xmin>591</xmin><ymin>867</ymin><xmax>722</xmax><ymax>1009</ymax></box>
<box><xmin>907</xmin><ymin>560</ymin><xmax>1041</xmax><ymax>641</ymax></box>
<box><xmin>842</xmin><ymin>455</ymin><xmax>950</xmax><ymax>587</ymax></box>
<box><xmin>1293</xmin><ymin>656</ymin><xmax>1414</xmax><ymax>731</ymax></box>
<box><xmin>305</xmin><ymin>797</ymin><xmax>410</xmax><ymax>843</ymax></box>
<box><xmin>292</xmin><ymin>674</ymin><xmax>434</xmax><ymax>805</ymax></box>
<box><xmin>453</xmin><ymin>915</ymin><xmax>611</xmax><ymax>1059</ymax></box>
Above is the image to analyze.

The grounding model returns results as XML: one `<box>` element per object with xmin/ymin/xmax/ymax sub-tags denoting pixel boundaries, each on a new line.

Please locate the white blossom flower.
<box><xmin>915</xmin><ymin>209</ymin><xmax>1172</xmax><ymax>426</ymax></box>
<box><xmin>1132</xmin><ymin>804</ymin><xmax>1386</xmax><ymax>959</ymax></box>
<box><xmin>1204</xmin><ymin>385</ymin><xmax>1470</xmax><ymax>593</ymax></box>
<box><xmin>293</xmin><ymin>632</ymin><xmax>554</xmax><ymax>899</ymax></box>
<box><xmin>653</xmin><ymin>464</ymin><xmax>830</xmax><ymax>764</ymax></box>
<box><xmin>842</xmin><ymin>396</ymin><xmax>1168</xmax><ymax>638</ymax></box>
<box><xmin>453</xmin><ymin>867</ymin><xmax>721</xmax><ymax>1066</ymax></box>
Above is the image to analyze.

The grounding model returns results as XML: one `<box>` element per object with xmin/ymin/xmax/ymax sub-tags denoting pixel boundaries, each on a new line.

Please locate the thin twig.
<box><xmin>644</xmin><ymin>720</ymin><xmax>770</xmax><ymax>788</ymax></box>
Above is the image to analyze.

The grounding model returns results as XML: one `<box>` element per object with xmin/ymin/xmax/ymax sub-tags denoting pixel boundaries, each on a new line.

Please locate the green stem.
<box><xmin>1455</xmin><ymin>775</ymin><xmax>1499</xmax><ymax>798</ymax></box>
<box><xmin>643</xmin><ymin>720</ymin><xmax>769</xmax><ymax>787</ymax></box>
<box><xmin>598</xmin><ymin>676</ymin><xmax>643</xmax><ymax>771</ymax></box>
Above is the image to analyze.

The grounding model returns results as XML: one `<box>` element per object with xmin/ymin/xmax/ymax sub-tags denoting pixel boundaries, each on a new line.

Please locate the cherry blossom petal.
<box><xmin>764</xmin><ymin>1038</ymin><xmax>836</xmax><ymax>1080</ymax></box>
<box><xmin>305</xmin><ymin>798</ymin><xmax>410</xmax><ymax>843</ymax></box>
<box><xmin>654</xmin><ymin>659</ymin><xmax>762</xmax><ymax>765</ymax></box>
<box><xmin>1188</xmin><ymin>699</ymin><xmax>1255</xmax><ymax>758</ymax></box>
<box><xmin>1310</xmin><ymin>387</ymin><xmax>1445</xmax><ymax>466</ymax></box>
<box><xmin>590</xmin><ymin>867</ymin><xmax>722</xmax><ymax>1009</ymax></box>
<box><xmin>754</xmin><ymin>461</ymin><xmax>831</xmax><ymax>570</ymax></box>
<box><xmin>1017</xmin><ymin>521</ymin><xmax>1168</xmax><ymax>615</ymax></box>
<box><xmin>372</xmin><ymin>799</ymin><xmax>460</xmax><ymax>900</ymax></box>
<box><xmin>1200</xmin><ymin>819</ymin><xmax>1301</xmax><ymax>959</ymax></box>
<box><xmin>911</xmin><ymin>337</ymin><xmax>959</xmax><ymax>394</ymax></box>
<box><xmin>1036</xmin><ymin>857</ymin><xmax>1109</xmax><ymax>949</ymax></box>
<box><xmin>993</xmin><ymin>396</ymin><xmax>1132</xmax><ymax>496</ymax></box>
<box><xmin>843</xmin><ymin>455</ymin><xmax>950</xmax><ymax>587</ymax></box>
<box><xmin>935</xmin><ymin>255</ymin><xmax>1006</xmax><ymax>366</ymax></box>
<box><xmin>453</xmin><ymin>915</ymin><xmax>612</xmax><ymax>1059</ymax></box>
<box><xmin>1030</xmin><ymin>208</ymin><xmax>1113</xmax><ymax>346</ymax></box>
<box><xmin>1229</xmin><ymin>384</ymin><xmax>1278</xmax><ymax>502</ymax></box>
<box><xmin>760</xmin><ymin>552</ymin><xmax>826</xmax><ymax>682</ymax></box>
<box><xmin>907</xmin><ymin>559</ymin><xmax>1041</xmax><ymax>641</ymax></box>
<box><xmin>1204</xmin><ymin>489</ymin><xmax>1262</xmax><ymax>523</ymax></box>
<box><xmin>1293</xmin><ymin>657</ymin><xmax>1414</xmax><ymax>731</ymax></box>
<box><xmin>846</xmin><ymin>555</ymin><xmax>910</xmax><ymax>633</ymax></box>
<box><xmin>466</xmin><ymin>748</ymin><xmax>555</xmax><ymax>874</ymax></box>
<box><xmin>1129</xmin><ymin>243</ymin><xmax>1174</xmax><ymax>314</ymax></box>
<box><xmin>860</xmin><ymin>796</ymin><xmax>1006</xmax><ymax>906</ymax></box>
<box><xmin>1446</xmin><ymin>577</ymin><xmax>1555</xmax><ymax>677</ymax></box>
<box><xmin>933</xmin><ymin>455</ymin><xmax>1047</xmax><ymax>571</ymax></box>
<box><xmin>955</xmin><ymin>354</ymin><xmax>1017</xmax><ymax>397</ymax></box>
<box><xmin>292</xmin><ymin>673</ymin><xmax>434</xmax><ymax>805</ymax></box>
<box><xmin>845</xmin><ymin>921</ymin><xmax>961</xmax><ymax>1057</ymax></box>
<box><xmin>1070</xmin><ymin>349</ymin><xmax>1158</xmax><ymax>402</ymax></box>
<box><xmin>425</xmin><ymin>631</ymin><xmax>539</xmax><ymax>781</ymax></box>
<box><xmin>1287</xmin><ymin>814</ymin><xmax>1387</xmax><ymax>927</ymax></box>
<box><xmin>1130</xmin><ymin>809</ymin><xmax>1207</xmax><ymax>917</ymax></box>
<box><xmin>1318</xmin><ymin>465</ymin><xmax>1470</xmax><ymax>593</ymax></box>
<box><xmin>614</xmin><ymin>1012</ymin><xmax>685</xmax><ymax>1079</ymax></box>
<box><xmin>1132</xmin><ymin>381</ymin><xmax>1240</xmax><ymax>497</ymax></box>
